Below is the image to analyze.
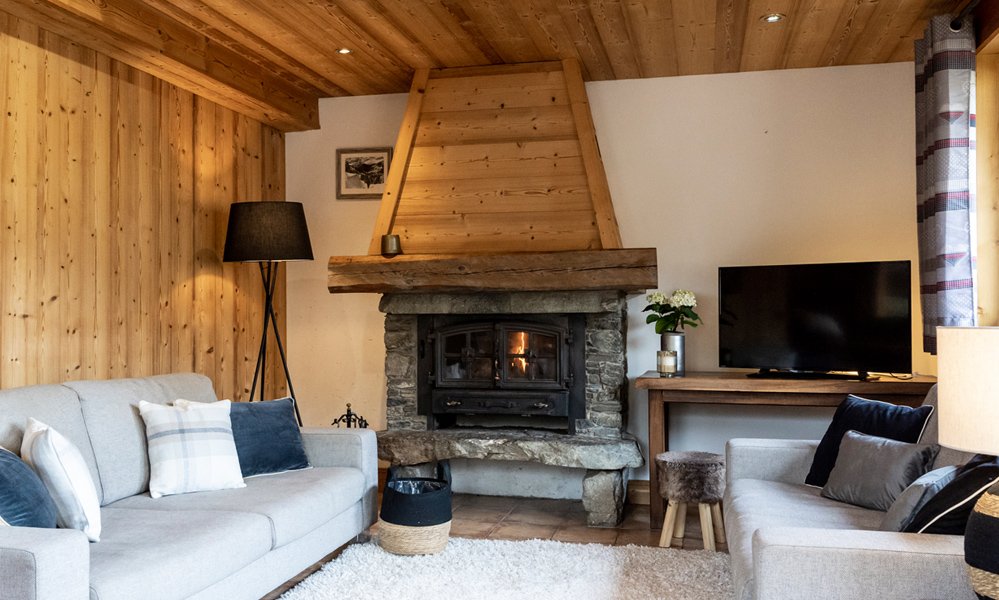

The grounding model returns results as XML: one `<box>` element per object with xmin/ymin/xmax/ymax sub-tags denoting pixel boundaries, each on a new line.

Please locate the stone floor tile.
<box><xmin>504</xmin><ymin>505</ymin><xmax>573</xmax><ymax>526</ymax></box>
<box><xmin>614</xmin><ymin>528</ymin><xmax>662</xmax><ymax>547</ymax></box>
<box><xmin>452</xmin><ymin>505</ymin><xmax>514</xmax><ymax>522</ymax></box>
<box><xmin>449</xmin><ymin>518</ymin><xmax>496</xmax><ymax>538</ymax></box>
<box><xmin>552</xmin><ymin>525</ymin><xmax>618</xmax><ymax>545</ymax></box>
<box><xmin>489</xmin><ymin>522</ymin><xmax>558</xmax><ymax>541</ymax></box>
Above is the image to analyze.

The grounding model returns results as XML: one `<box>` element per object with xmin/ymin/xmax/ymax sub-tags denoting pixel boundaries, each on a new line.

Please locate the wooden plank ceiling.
<box><xmin>3</xmin><ymin>0</ymin><xmax>966</xmax><ymax>131</ymax></box>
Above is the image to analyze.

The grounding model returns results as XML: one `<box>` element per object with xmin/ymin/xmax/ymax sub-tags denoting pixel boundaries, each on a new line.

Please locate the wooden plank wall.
<box><xmin>977</xmin><ymin>52</ymin><xmax>999</xmax><ymax>327</ymax></box>
<box><xmin>368</xmin><ymin>61</ymin><xmax>622</xmax><ymax>255</ymax></box>
<box><xmin>0</xmin><ymin>13</ymin><xmax>286</xmax><ymax>400</ymax></box>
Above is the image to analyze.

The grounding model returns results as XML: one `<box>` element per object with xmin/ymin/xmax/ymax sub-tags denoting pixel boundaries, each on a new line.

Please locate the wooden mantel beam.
<box><xmin>3</xmin><ymin>0</ymin><xmax>319</xmax><ymax>131</ymax></box>
<box><xmin>328</xmin><ymin>248</ymin><xmax>659</xmax><ymax>294</ymax></box>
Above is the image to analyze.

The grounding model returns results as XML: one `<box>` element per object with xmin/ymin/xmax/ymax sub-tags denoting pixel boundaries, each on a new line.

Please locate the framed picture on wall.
<box><xmin>336</xmin><ymin>147</ymin><xmax>392</xmax><ymax>200</ymax></box>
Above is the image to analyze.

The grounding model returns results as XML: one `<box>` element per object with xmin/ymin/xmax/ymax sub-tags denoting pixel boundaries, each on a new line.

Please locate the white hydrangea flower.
<box><xmin>668</xmin><ymin>289</ymin><xmax>697</xmax><ymax>308</ymax></box>
<box><xmin>646</xmin><ymin>291</ymin><xmax>668</xmax><ymax>305</ymax></box>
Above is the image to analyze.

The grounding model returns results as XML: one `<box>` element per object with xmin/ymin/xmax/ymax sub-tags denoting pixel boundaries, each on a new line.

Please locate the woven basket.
<box><xmin>378</xmin><ymin>519</ymin><xmax>451</xmax><ymax>555</ymax></box>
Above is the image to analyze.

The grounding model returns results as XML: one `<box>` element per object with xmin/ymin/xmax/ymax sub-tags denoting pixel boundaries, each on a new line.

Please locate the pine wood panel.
<box><xmin>422</xmin><ymin>69</ymin><xmax>570</xmax><ymax>112</ymax></box>
<box><xmin>0</xmin><ymin>15</ymin><xmax>286</xmax><ymax>401</ymax></box>
<box><xmin>405</xmin><ymin>140</ymin><xmax>586</xmax><ymax>181</ymax></box>
<box><xmin>394</xmin><ymin>175</ymin><xmax>592</xmax><ymax>215</ymax></box>
<box><xmin>977</xmin><ymin>53</ymin><xmax>999</xmax><ymax>327</ymax></box>
<box><xmin>415</xmin><ymin>104</ymin><xmax>577</xmax><ymax>146</ymax></box>
<box><xmin>392</xmin><ymin>210</ymin><xmax>601</xmax><ymax>254</ymax></box>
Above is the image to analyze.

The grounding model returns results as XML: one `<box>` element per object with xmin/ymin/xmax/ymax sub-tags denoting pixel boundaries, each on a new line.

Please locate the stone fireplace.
<box><xmin>382</xmin><ymin>290</ymin><xmax>629</xmax><ymax>439</ymax></box>
<box><xmin>325</xmin><ymin>62</ymin><xmax>658</xmax><ymax>526</ymax></box>
<box><xmin>376</xmin><ymin>290</ymin><xmax>643</xmax><ymax>526</ymax></box>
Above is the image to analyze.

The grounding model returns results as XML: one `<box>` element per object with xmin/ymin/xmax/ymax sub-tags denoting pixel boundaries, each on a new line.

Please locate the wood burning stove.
<box><xmin>417</xmin><ymin>315</ymin><xmax>586</xmax><ymax>433</ymax></box>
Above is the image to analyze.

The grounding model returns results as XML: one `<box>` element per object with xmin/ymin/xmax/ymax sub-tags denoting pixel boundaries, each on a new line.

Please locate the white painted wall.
<box><xmin>286</xmin><ymin>62</ymin><xmax>930</xmax><ymax>480</ymax></box>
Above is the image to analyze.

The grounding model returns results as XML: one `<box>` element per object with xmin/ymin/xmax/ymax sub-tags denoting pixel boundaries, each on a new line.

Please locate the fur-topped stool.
<box><xmin>655</xmin><ymin>451</ymin><xmax>726</xmax><ymax>550</ymax></box>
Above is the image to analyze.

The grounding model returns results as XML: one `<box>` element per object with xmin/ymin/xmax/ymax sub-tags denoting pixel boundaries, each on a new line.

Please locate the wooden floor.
<box><xmin>263</xmin><ymin>494</ymin><xmax>724</xmax><ymax>598</ymax></box>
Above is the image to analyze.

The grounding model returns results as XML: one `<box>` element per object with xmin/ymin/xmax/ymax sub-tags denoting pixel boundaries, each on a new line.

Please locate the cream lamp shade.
<box><xmin>937</xmin><ymin>326</ymin><xmax>999</xmax><ymax>454</ymax></box>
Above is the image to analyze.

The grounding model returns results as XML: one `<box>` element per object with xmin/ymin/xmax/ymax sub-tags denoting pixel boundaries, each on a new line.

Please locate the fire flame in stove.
<box><xmin>511</xmin><ymin>331</ymin><xmax>528</xmax><ymax>375</ymax></box>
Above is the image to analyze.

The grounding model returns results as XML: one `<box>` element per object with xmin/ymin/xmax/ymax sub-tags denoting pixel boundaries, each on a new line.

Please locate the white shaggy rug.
<box><xmin>280</xmin><ymin>537</ymin><xmax>733</xmax><ymax>600</ymax></box>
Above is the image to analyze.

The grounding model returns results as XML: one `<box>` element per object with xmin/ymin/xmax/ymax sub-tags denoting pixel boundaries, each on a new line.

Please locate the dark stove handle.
<box><xmin>483</xmin><ymin>400</ymin><xmax>516</xmax><ymax>409</ymax></box>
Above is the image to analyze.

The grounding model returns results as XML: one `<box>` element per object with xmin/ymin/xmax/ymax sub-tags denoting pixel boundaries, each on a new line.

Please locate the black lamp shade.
<box><xmin>223</xmin><ymin>201</ymin><xmax>313</xmax><ymax>262</ymax></box>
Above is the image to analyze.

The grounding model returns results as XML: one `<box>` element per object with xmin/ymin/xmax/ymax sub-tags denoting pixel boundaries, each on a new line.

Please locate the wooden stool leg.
<box><xmin>711</xmin><ymin>503</ymin><xmax>726</xmax><ymax>545</ymax></box>
<box><xmin>659</xmin><ymin>500</ymin><xmax>680</xmax><ymax>547</ymax></box>
<box><xmin>672</xmin><ymin>502</ymin><xmax>687</xmax><ymax>543</ymax></box>
<box><xmin>699</xmin><ymin>503</ymin><xmax>716</xmax><ymax>551</ymax></box>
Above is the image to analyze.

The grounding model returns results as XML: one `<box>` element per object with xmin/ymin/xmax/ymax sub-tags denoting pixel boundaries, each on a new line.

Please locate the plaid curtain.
<box><xmin>915</xmin><ymin>15</ymin><xmax>977</xmax><ymax>355</ymax></box>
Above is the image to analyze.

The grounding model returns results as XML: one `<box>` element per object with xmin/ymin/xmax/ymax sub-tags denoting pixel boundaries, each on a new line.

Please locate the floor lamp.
<box><xmin>223</xmin><ymin>201</ymin><xmax>313</xmax><ymax>425</ymax></box>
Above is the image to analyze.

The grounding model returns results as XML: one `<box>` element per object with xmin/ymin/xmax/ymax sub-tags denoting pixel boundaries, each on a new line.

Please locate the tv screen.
<box><xmin>718</xmin><ymin>261</ymin><xmax>912</xmax><ymax>375</ymax></box>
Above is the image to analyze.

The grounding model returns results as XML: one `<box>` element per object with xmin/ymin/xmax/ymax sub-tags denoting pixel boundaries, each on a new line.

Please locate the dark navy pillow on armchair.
<box><xmin>0</xmin><ymin>447</ymin><xmax>58</xmax><ymax>528</ymax></box>
<box><xmin>805</xmin><ymin>394</ymin><xmax>934</xmax><ymax>487</ymax></box>
<box><xmin>229</xmin><ymin>398</ymin><xmax>311</xmax><ymax>477</ymax></box>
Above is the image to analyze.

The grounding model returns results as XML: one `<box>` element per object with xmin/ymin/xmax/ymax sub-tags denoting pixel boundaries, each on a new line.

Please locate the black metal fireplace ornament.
<box><xmin>332</xmin><ymin>403</ymin><xmax>368</xmax><ymax>428</ymax></box>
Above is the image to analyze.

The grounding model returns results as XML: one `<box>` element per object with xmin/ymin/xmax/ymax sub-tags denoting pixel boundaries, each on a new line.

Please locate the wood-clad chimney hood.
<box><xmin>328</xmin><ymin>59</ymin><xmax>657</xmax><ymax>294</ymax></box>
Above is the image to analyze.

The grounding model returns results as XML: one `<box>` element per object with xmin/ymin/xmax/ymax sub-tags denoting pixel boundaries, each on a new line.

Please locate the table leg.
<box><xmin>648</xmin><ymin>394</ymin><xmax>669</xmax><ymax>528</ymax></box>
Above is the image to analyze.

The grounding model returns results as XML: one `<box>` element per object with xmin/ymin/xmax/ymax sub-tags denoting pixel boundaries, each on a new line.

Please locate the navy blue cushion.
<box><xmin>0</xmin><ymin>447</ymin><xmax>58</xmax><ymax>528</ymax></box>
<box><xmin>904</xmin><ymin>454</ymin><xmax>999</xmax><ymax>534</ymax></box>
<box><xmin>229</xmin><ymin>398</ymin><xmax>310</xmax><ymax>477</ymax></box>
<box><xmin>805</xmin><ymin>395</ymin><xmax>934</xmax><ymax>487</ymax></box>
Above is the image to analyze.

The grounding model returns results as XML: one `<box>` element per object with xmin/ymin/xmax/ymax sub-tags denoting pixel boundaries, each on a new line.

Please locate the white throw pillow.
<box><xmin>138</xmin><ymin>399</ymin><xmax>245</xmax><ymax>498</ymax></box>
<box><xmin>20</xmin><ymin>418</ymin><xmax>102</xmax><ymax>542</ymax></box>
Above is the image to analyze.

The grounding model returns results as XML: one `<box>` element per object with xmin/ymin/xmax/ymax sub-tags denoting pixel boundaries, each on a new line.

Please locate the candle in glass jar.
<box><xmin>657</xmin><ymin>350</ymin><xmax>677</xmax><ymax>377</ymax></box>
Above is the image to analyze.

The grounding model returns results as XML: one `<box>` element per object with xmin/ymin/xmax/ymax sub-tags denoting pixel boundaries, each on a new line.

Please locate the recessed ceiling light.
<box><xmin>761</xmin><ymin>13</ymin><xmax>785</xmax><ymax>23</ymax></box>
<box><xmin>337</xmin><ymin>48</ymin><xmax>352</xmax><ymax>55</ymax></box>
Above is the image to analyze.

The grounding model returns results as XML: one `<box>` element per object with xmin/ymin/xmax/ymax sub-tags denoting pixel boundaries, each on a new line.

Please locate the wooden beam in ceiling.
<box><xmin>3</xmin><ymin>0</ymin><xmax>319</xmax><ymax>131</ymax></box>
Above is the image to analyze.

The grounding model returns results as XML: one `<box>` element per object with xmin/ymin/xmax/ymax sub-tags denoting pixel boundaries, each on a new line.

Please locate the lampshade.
<box><xmin>223</xmin><ymin>201</ymin><xmax>313</xmax><ymax>263</ymax></box>
<box><xmin>937</xmin><ymin>326</ymin><xmax>999</xmax><ymax>454</ymax></box>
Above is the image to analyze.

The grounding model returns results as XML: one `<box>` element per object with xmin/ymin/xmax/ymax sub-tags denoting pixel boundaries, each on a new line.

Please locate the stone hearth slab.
<box><xmin>378</xmin><ymin>429</ymin><xmax>644</xmax><ymax>527</ymax></box>
<box><xmin>377</xmin><ymin>429</ymin><xmax>643</xmax><ymax>470</ymax></box>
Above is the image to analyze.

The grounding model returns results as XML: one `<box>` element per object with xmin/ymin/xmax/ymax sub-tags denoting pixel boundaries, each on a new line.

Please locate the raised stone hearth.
<box><xmin>378</xmin><ymin>429</ymin><xmax>643</xmax><ymax>526</ymax></box>
<box><xmin>378</xmin><ymin>429</ymin><xmax>643</xmax><ymax>470</ymax></box>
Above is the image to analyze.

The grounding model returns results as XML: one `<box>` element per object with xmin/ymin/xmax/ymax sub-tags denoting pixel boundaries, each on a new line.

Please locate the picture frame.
<box><xmin>335</xmin><ymin>147</ymin><xmax>393</xmax><ymax>200</ymax></box>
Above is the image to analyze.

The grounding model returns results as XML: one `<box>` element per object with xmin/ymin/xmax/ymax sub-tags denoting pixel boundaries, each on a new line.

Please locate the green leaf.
<box><xmin>646</xmin><ymin>313</ymin><xmax>659</xmax><ymax>324</ymax></box>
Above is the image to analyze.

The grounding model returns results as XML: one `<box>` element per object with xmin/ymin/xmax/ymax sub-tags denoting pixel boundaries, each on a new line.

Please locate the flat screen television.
<box><xmin>718</xmin><ymin>260</ymin><xmax>912</xmax><ymax>378</ymax></box>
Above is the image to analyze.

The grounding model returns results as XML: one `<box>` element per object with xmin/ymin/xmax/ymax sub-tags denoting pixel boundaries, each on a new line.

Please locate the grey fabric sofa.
<box><xmin>0</xmin><ymin>373</ymin><xmax>378</xmax><ymax>600</ymax></box>
<box><xmin>724</xmin><ymin>386</ymin><xmax>977</xmax><ymax>600</ymax></box>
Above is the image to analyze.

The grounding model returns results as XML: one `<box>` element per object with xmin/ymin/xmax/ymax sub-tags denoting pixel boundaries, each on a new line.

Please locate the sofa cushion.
<box><xmin>0</xmin><ymin>447</ymin><xmax>58</xmax><ymax>528</ymax></box>
<box><xmin>725</xmin><ymin>478</ymin><xmax>884</xmax><ymax>600</ymax></box>
<box><xmin>0</xmin><ymin>383</ymin><xmax>101</xmax><ymax>499</ymax></box>
<box><xmin>90</xmin><ymin>507</ymin><xmax>272</xmax><ymax>600</ymax></box>
<box><xmin>881</xmin><ymin>465</ymin><xmax>960</xmax><ymax>532</ymax></box>
<box><xmin>21</xmin><ymin>419</ymin><xmax>103</xmax><ymax>541</ymax></box>
<box><xmin>805</xmin><ymin>395</ymin><xmax>934</xmax><ymax>487</ymax></box>
<box><xmin>820</xmin><ymin>431</ymin><xmax>938</xmax><ymax>511</ymax></box>
<box><xmin>904</xmin><ymin>454</ymin><xmax>999</xmax><ymax>534</ymax></box>
<box><xmin>107</xmin><ymin>466</ymin><xmax>365</xmax><ymax>548</ymax></box>
<box><xmin>64</xmin><ymin>374</ymin><xmax>218</xmax><ymax>504</ymax></box>
<box><xmin>139</xmin><ymin>400</ymin><xmax>245</xmax><ymax>498</ymax></box>
<box><xmin>230</xmin><ymin>398</ymin><xmax>310</xmax><ymax>477</ymax></box>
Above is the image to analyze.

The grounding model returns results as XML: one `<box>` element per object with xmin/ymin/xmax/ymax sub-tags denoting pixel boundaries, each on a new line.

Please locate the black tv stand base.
<box><xmin>747</xmin><ymin>369</ymin><xmax>879</xmax><ymax>382</ymax></box>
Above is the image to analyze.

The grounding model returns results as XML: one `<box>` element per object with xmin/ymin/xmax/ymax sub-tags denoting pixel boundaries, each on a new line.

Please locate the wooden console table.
<box><xmin>636</xmin><ymin>371</ymin><xmax>937</xmax><ymax>528</ymax></box>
